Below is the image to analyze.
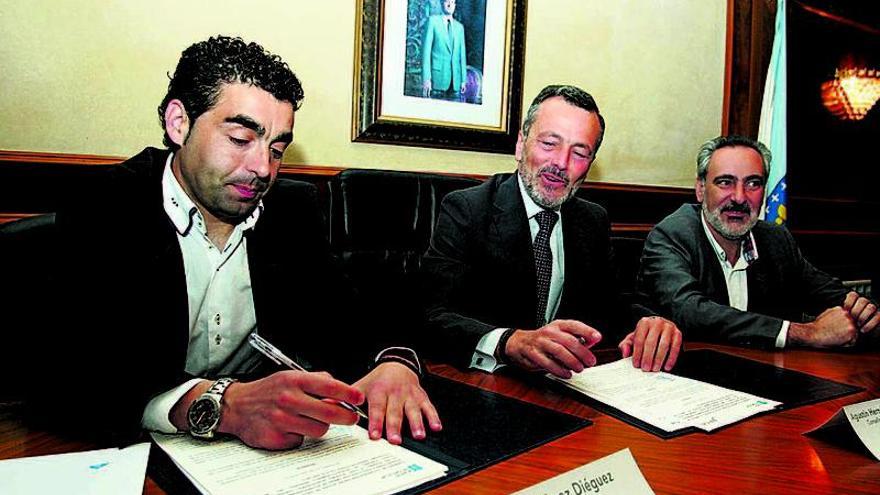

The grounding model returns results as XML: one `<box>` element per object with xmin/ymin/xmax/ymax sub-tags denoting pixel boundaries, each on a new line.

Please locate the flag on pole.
<box><xmin>758</xmin><ymin>0</ymin><xmax>787</xmax><ymax>225</ymax></box>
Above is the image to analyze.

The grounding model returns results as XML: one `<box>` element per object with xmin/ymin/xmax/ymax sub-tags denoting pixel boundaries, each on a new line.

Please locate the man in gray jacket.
<box><xmin>639</xmin><ymin>135</ymin><xmax>878</xmax><ymax>348</ymax></box>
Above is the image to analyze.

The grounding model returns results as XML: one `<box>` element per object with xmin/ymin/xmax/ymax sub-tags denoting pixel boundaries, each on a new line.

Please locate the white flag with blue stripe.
<box><xmin>759</xmin><ymin>0</ymin><xmax>787</xmax><ymax>224</ymax></box>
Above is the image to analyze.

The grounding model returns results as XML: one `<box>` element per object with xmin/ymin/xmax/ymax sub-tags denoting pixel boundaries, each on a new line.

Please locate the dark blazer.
<box><xmin>38</xmin><ymin>148</ymin><xmax>377</xmax><ymax>442</ymax></box>
<box><xmin>638</xmin><ymin>204</ymin><xmax>848</xmax><ymax>347</ymax></box>
<box><xmin>422</xmin><ymin>173</ymin><xmax>649</xmax><ymax>369</ymax></box>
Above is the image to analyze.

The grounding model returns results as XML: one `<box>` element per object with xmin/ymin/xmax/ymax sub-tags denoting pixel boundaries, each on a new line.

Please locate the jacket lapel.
<box><xmin>491</xmin><ymin>174</ymin><xmax>537</xmax><ymax>312</ymax></box>
<box><xmin>556</xmin><ymin>200</ymin><xmax>590</xmax><ymax>315</ymax></box>
<box><xmin>443</xmin><ymin>18</ymin><xmax>453</xmax><ymax>51</ymax></box>
<box><xmin>133</xmin><ymin>149</ymin><xmax>191</xmax><ymax>370</ymax></box>
<box><xmin>696</xmin><ymin>220</ymin><xmax>731</xmax><ymax>306</ymax></box>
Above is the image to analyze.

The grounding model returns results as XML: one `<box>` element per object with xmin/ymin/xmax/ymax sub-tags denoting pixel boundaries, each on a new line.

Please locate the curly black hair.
<box><xmin>158</xmin><ymin>35</ymin><xmax>305</xmax><ymax>149</ymax></box>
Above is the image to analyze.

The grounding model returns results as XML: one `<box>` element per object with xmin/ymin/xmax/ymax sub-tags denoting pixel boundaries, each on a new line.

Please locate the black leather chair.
<box><xmin>611</xmin><ymin>235</ymin><xmax>646</xmax><ymax>297</ymax></box>
<box><xmin>328</xmin><ymin>169</ymin><xmax>481</xmax><ymax>345</ymax></box>
<box><xmin>0</xmin><ymin>213</ymin><xmax>56</xmax><ymax>401</ymax></box>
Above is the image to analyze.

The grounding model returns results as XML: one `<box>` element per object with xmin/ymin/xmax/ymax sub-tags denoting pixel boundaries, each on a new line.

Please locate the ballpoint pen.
<box><xmin>248</xmin><ymin>332</ymin><xmax>369</xmax><ymax>420</ymax></box>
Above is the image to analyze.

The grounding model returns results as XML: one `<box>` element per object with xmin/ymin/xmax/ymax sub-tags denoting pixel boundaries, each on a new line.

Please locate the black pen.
<box><xmin>248</xmin><ymin>333</ymin><xmax>369</xmax><ymax>420</ymax></box>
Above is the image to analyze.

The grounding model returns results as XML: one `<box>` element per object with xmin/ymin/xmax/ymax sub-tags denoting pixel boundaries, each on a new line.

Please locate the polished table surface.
<box><xmin>1</xmin><ymin>343</ymin><xmax>878</xmax><ymax>494</ymax></box>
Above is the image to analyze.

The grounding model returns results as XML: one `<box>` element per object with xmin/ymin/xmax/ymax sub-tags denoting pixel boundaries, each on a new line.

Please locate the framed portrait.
<box><xmin>353</xmin><ymin>0</ymin><xmax>527</xmax><ymax>154</ymax></box>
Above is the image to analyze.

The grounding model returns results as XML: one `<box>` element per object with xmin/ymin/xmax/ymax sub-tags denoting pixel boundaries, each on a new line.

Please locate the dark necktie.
<box><xmin>446</xmin><ymin>19</ymin><xmax>454</xmax><ymax>91</ymax></box>
<box><xmin>534</xmin><ymin>209</ymin><xmax>558</xmax><ymax>327</ymax></box>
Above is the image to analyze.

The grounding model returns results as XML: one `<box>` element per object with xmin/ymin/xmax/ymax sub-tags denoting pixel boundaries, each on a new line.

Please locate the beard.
<box><xmin>702</xmin><ymin>200</ymin><xmax>759</xmax><ymax>240</ymax></box>
<box><xmin>518</xmin><ymin>161</ymin><xmax>583</xmax><ymax>209</ymax></box>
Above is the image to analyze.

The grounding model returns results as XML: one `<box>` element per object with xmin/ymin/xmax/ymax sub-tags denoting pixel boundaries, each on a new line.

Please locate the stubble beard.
<box><xmin>518</xmin><ymin>159</ymin><xmax>580</xmax><ymax>210</ymax></box>
<box><xmin>702</xmin><ymin>201</ymin><xmax>758</xmax><ymax>241</ymax></box>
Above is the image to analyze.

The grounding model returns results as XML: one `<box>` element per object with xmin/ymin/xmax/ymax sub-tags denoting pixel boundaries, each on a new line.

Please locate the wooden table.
<box><xmin>2</xmin><ymin>343</ymin><xmax>878</xmax><ymax>494</ymax></box>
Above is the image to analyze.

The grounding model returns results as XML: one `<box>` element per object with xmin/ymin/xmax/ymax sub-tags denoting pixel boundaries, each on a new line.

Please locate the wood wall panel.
<box><xmin>1</xmin><ymin>150</ymin><xmax>876</xmax><ymax>282</ymax></box>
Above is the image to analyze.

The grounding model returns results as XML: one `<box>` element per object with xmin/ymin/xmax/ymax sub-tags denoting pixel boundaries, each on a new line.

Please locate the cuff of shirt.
<box><xmin>141</xmin><ymin>378</ymin><xmax>203</xmax><ymax>434</ymax></box>
<box><xmin>470</xmin><ymin>327</ymin><xmax>508</xmax><ymax>372</ymax></box>
<box><xmin>775</xmin><ymin>320</ymin><xmax>791</xmax><ymax>349</ymax></box>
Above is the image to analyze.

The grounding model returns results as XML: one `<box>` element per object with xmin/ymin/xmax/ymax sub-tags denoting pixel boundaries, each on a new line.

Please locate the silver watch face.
<box><xmin>188</xmin><ymin>395</ymin><xmax>221</xmax><ymax>435</ymax></box>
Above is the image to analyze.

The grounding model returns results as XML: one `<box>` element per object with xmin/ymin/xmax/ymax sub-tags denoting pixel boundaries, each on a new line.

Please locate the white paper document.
<box><xmin>0</xmin><ymin>442</ymin><xmax>150</xmax><ymax>495</ymax></box>
<box><xmin>512</xmin><ymin>448</ymin><xmax>654</xmax><ymax>495</ymax></box>
<box><xmin>152</xmin><ymin>425</ymin><xmax>447</xmax><ymax>495</ymax></box>
<box><xmin>806</xmin><ymin>397</ymin><xmax>880</xmax><ymax>461</ymax></box>
<box><xmin>549</xmin><ymin>357</ymin><xmax>781</xmax><ymax>433</ymax></box>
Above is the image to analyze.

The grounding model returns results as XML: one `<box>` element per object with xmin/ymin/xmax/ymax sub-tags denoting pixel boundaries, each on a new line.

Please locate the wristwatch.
<box><xmin>187</xmin><ymin>377</ymin><xmax>237</xmax><ymax>439</ymax></box>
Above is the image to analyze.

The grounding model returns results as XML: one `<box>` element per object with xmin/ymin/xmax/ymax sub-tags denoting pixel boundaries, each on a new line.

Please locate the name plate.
<box><xmin>512</xmin><ymin>448</ymin><xmax>654</xmax><ymax>495</ymax></box>
<box><xmin>807</xmin><ymin>397</ymin><xmax>880</xmax><ymax>461</ymax></box>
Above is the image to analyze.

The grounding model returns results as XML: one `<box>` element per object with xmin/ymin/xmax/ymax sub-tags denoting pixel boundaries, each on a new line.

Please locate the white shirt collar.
<box><xmin>699</xmin><ymin>208</ymin><xmax>759</xmax><ymax>266</ymax></box>
<box><xmin>161</xmin><ymin>153</ymin><xmax>263</xmax><ymax>237</ymax></box>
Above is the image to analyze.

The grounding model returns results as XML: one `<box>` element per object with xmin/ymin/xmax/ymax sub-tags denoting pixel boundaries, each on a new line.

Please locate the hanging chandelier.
<box><xmin>820</xmin><ymin>67</ymin><xmax>880</xmax><ymax>121</ymax></box>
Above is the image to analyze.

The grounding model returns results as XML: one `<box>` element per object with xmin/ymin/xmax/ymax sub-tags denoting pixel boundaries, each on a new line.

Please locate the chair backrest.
<box><xmin>0</xmin><ymin>213</ymin><xmax>57</xmax><ymax>402</ymax></box>
<box><xmin>328</xmin><ymin>169</ymin><xmax>481</xmax><ymax>341</ymax></box>
<box><xmin>611</xmin><ymin>235</ymin><xmax>646</xmax><ymax>296</ymax></box>
<box><xmin>464</xmin><ymin>65</ymin><xmax>483</xmax><ymax>104</ymax></box>
<box><xmin>329</xmin><ymin>168</ymin><xmax>480</xmax><ymax>263</ymax></box>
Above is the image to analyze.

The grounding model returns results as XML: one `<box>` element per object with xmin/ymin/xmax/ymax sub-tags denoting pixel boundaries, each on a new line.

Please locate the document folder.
<box><xmin>550</xmin><ymin>349</ymin><xmax>863</xmax><ymax>439</ymax></box>
<box><xmin>150</xmin><ymin>373</ymin><xmax>590</xmax><ymax>494</ymax></box>
<box><xmin>398</xmin><ymin>374</ymin><xmax>590</xmax><ymax>494</ymax></box>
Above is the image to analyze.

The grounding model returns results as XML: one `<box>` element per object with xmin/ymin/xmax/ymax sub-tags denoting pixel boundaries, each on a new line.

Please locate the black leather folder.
<box><xmin>150</xmin><ymin>373</ymin><xmax>590</xmax><ymax>494</ymax></box>
<box><xmin>549</xmin><ymin>349</ymin><xmax>863</xmax><ymax>439</ymax></box>
<box><xmin>399</xmin><ymin>374</ymin><xmax>590</xmax><ymax>494</ymax></box>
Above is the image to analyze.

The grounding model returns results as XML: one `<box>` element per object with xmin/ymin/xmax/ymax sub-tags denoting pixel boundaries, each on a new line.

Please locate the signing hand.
<box><xmin>353</xmin><ymin>362</ymin><xmax>442</xmax><ymax>445</ymax></box>
<box><xmin>422</xmin><ymin>79</ymin><xmax>432</xmax><ymax>97</ymax></box>
<box><xmin>217</xmin><ymin>370</ymin><xmax>364</xmax><ymax>450</ymax></box>
<box><xmin>618</xmin><ymin>316</ymin><xmax>682</xmax><ymax>372</ymax></box>
<box><xmin>503</xmin><ymin>319</ymin><xmax>602</xmax><ymax>379</ymax></box>
<box><xmin>843</xmin><ymin>291</ymin><xmax>879</xmax><ymax>335</ymax></box>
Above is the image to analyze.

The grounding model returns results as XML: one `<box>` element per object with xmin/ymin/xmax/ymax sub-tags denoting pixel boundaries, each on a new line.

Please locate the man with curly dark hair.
<box><xmin>45</xmin><ymin>36</ymin><xmax>441</xmax><ymax>450</ymax></box>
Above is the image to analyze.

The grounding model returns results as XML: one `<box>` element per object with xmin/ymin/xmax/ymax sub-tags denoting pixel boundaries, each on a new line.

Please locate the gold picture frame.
<box><xmin>352</xmin><ymin>0</ymin><xmax>527</xmax><ymax>153</ymax></box>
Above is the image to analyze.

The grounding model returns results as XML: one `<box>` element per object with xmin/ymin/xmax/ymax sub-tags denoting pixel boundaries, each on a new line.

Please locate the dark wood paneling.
<box><xmin>0</xmin><ymin>150</ymin><xmax>693</xmax><ymax>234</ymax></box>
<box><xmin>1</xmin><ymin>150</ymin><xmax>876</xmax><ymax>282</ymax></box>
<box><xmin>724</xmin><ymin>0</ymin><xmax>776</xmax><ymax>136</ymax></box>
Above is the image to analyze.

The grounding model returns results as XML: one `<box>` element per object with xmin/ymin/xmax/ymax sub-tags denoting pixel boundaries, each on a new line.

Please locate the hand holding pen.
<box><xmin>248</xmin><ymin>333</ymin><xmax>369</xmax><ymax>420</ymax></box>
<box><xmin>206</xmin><ymin>351</ymin><xmax>366</xmax><ymax>450</ymax></box>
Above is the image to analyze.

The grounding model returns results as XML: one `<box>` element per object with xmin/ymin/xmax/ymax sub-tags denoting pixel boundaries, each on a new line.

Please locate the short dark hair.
<box><xmin>521</xmin><ymin>84</ymin><xmax>606</xmax><ymax>153</ymax></box>
<box><xmin>696</xmin><ymin>135</ymin><xmax>771</xmax><ymax>181</ymax></box>
<box><xmin>158</xmin><ymin>35</ymin><xmax>305</xmax><ymax>149</ymax></box>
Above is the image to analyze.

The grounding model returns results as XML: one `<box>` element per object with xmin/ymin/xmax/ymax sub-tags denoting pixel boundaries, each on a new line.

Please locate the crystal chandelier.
<box><xmin>820</xmin><ymin>67</ymin><xmax>880</xmax><ymax>121</ymax></box>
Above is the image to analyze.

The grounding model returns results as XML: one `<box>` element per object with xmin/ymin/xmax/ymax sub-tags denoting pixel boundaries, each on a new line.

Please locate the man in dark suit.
<box><xmin>422</xmin><ymin>85</ymin><xmax>682</xmax><ymax>378</ymax></box>
<box><xmin>42</xmin><ymin>35</ymin><xmax>440</xmax><ymax>449</ymax></box>
<box><xmin>639</xmin><ymin>135</ymin><xmax>879</xmax><ymax>348</ymax></box>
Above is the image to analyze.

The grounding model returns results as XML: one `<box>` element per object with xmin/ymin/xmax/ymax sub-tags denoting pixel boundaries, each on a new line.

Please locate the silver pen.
<box><xmin>248</xmin><ymin>332</ymin><xmax>369</xmax><ymax>420</ymax></box>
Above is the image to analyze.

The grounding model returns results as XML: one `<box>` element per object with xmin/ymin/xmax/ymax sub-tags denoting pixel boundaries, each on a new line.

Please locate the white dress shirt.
<box><xmin>142</xmin><ymin>154</ymin><xmax>263</xmax><ymax>432</ymax></box>
<box><xmin>470</xmin><ymin>173</ymin><xmax>566</xmax><ymax>372</ymax></box>
<box><xmin>700</xmin><ymin>213</ymin><xmax>789</xmax><ymax>348</ymax></box>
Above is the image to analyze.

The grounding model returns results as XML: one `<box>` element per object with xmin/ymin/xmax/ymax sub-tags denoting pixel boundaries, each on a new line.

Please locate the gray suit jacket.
<box><xmin>638</xmin><ymin>204</ymin><xmax>847</xmax><ymax>347</ymax></box>
<box><xmin>422</xmin><ymin>173</ymin><xmax>651</xmax><ymax>369</ymax></box>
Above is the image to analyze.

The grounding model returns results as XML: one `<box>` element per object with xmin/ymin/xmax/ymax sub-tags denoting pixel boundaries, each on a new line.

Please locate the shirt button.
<box><xmin>215</xmin><ymin>334</ymin><xmax>222</xmax><ymax>345</ymax></box>
<box><xmin>214</xmin><ymin>313</ymin><xmax>221</xmax><ymax>325</ymax></box>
